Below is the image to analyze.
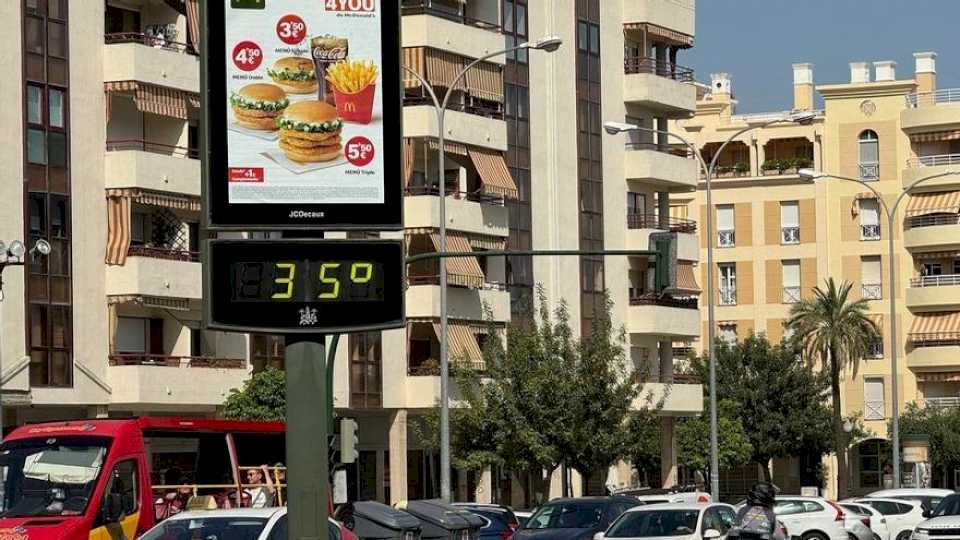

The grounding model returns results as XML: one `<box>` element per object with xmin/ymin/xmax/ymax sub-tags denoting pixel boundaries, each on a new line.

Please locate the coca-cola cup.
<box><xmin>310</xmin><ymin>35</ymin><xmax>349</xmax><ymax>105</ymax></box>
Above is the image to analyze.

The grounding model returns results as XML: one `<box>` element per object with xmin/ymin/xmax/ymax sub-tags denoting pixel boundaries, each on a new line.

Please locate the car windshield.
<box><xmin>525</xmin><ymin>502</ymin><xmax>605</xmax><ymax>529</ymax></box>
<box><xmin>607</xmin><ymin>510</ymin><xmax>700</xmax><ymax>538</ymax></box>
<box><xmin>932</xmin><ymin>495</ymin><xmax>960</xmax><ymax>517</ymax></box>
<box><xmin>140</xmin><ymin>517</ymin><xmax>269</xmax><ymax>540</ymax></box>
<box><xmin>0</xmin><ymin>436</ymin><xmax>110</xmax><ymax>517</ymax></box>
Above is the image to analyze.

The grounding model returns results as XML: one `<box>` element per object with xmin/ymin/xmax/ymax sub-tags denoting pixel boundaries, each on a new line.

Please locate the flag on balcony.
<box><xmin>905</xmin><ymin>190</ymin><xmax>960</xmax><ymax>217</ymax></box>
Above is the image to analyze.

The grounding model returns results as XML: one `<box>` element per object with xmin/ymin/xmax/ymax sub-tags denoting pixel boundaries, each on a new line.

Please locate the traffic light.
<box><xmin>340</xmin><ymin>418</ymin><xmax>359</xmax><ymax>464</ymax></box>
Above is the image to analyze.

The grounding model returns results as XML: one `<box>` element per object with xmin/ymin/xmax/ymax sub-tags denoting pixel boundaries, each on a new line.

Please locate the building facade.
<box><xmin>0</xmin><ymin>0</ymin><xmax>702</xmax><ymax>508</ymax></box>
<box><xmin>681</xmin><ymin>52</ymin><xmax>960</xmax><ymax>498</ymax></box>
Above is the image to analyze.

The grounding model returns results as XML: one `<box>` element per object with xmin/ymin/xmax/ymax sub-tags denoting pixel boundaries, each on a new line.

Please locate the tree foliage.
<box><xmin>222</xmin><ymin>367</ymin><xmax>286</xmax><ymax>421</ymax></box>
<box><xmin>900</xmin><ymin>403</ymin><xmax>960</xmax><ymax>468</ymax></box>
<box><xmin>677</xmin><ymin>399</ymin><xmax>753</xmax><ymax>472</ymax></box>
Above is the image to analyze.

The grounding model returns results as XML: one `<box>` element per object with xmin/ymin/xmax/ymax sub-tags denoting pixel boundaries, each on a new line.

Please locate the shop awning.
<box><xmin>908</xmin><ymin>312</ymin><xmax>960</xmax><ymax>342</ymax></box>
<box><xmin>432</xmin><ymin>322</ymin><xmax>484</xmax><ymax>366</ymax></box>
<box><xmin>909</xmin><ymin>130</ymin><xmax>960</xmax><ymax>143</ymax></box>
<box><xmin>915</xmin><ymin>372</ymin><xmax>960</xmax><ymax>383</ymax></box>
<box><xmin>468</xmin><ymin>148</ymin><xmax>518</xmax><ymax>200</ymax></box>
<box><xmin>675</xmin><ymin>261</ymin><xmax>701</xmax><ymax>295</ymax></box>
<box><xmin>104</xmin><ymin>81</ymin><xmax>198</xmax><ymax>120</ymax></box>
<box><xmin>622</xmin><ymin>22</ymin><xmax>693</xmax><ymax>48</ymax></box>
<box><xmin>905</xmin><ymin>191</ymin><xmax>960</xmax><ymax>217</ymax></box>
<box><xmin>427</xmin><ymin>231</ymin><xmax>485</xmax><ymax>289</ymax></box>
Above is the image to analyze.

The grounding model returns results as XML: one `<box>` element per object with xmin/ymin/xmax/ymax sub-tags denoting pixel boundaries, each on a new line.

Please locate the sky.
<box><xmin>684</xmin><ymin>0</ymin><xmax>960</xmax><ymax>113</ymax></box>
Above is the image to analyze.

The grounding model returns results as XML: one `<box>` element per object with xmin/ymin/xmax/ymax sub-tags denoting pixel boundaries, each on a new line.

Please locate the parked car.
<box><xmin>516</xmin><ymin>512</ymin><xmax>533</xmax><ymax>528</ymax></box>
<box><xmin>849</xmin><ymin>498</ymin><xmax>926</xmax><ymax>540</ymax></box>
<box><xmin>839</xmin><ymin>502</ymin><xmax>890</xmax><ymax>540</ymax></box>
<box><xmin>613</xmin><ymin>487</ymin><xmax>713</xmax><ymax>506</ymax></box>
<box><xmin>865</xmin><ymin>490</ymin><xmax>954</xmax><ymax>514</ymax></box>
<box><xmin>515</xmin><ymin>497</ymin><xmax>642</xmax><ymax>540</ymax></box>
<box><xmin>139</xmin><ymin>508</ymin><xmax>356</xmax><ymax>540</ymax></box>
<box><xmin>455</xmin><ymin>503</ymin><xmax>521</xmax><ymax>540</ymax></box>
<box><xmin>595</xmin><ymin>503</ymin><xmax>738</xmax><ymax>540</ymax></box>
<box><xmin>913</xmin><ymin>493</ymin><xmax>960</xmax><ymax>540</ymax></box>
<box><xmin>768</xmin><ymin>496</ymin><xmax>848</xmax><ymax>540</ymax></box>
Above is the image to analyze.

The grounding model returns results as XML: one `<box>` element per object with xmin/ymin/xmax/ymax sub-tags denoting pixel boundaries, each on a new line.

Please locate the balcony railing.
<box><xmin>628</xmin><ymin>295</ymin><xmax>698</xmax><ymax>310</ymax></box>
<box><xmin>624</xmin><ymin>141</ymin><xmax>694</xmax><ymax>158</ymax></box>
<box><xmin>862</xmin><ymin>283</ymin><xmax>882</xmax><ymax>299</ymax></box>
<box><xmin>623</xmin><ymin>55</ymin><xmax>695</xmax><ymax>82</ymax></box>
<box><xmin>906</xmin><ymin>88</ymin><xmax>960</xmax><ymax>107</ymax></box>
<box><xmin>718</xmin><ymin>288</ymin><xmax>737</xmax><ymax>306</ymax></box>
<box><xmin>104</xmin><ymin>32</ymin><xmax>197</xmax><ymax>55</ymax></box>
<box><xmin>408</xmin><ymin>360</ymin><xmax>486</xmax><ymax>376</ymax></box>
<box><xmin>128</xmin><ymin>245</ymin><xmax>199</xmax><ymax>262</ymax></box>
<box><xmin>910</xmin><ymin>274</ymin><xmax>960</xmax><ymax>288</ymax></box>
<box><xmin>403</xmin><ymin>185</ymin><xmax>505</xmax><ymax>206</ymax></box>
<box><xmin>861</xmin><ymin>224</ymin><xmax>881</xmax><ymax>240</ymax></box>
<box><xmin>403</xmin><ymin>95</ymin><xmax>503</xmax><ymax>119</ymax></box>
<box><xmin>864</xmin><ymin>400</ymin><xmax>885</xmax><ymax>421</ymax></box>
<box><xmin>782</xmin><ymin>286</ymin><xmax>801</xmax><ymax>304</ymax></box>
<box><xmin>905</xmin><ymin>213</ymin><xmax>960</xmax><ymax>229</ymax></box>
<box><xmin>672</xmin><ymin>372</ymin><xmax>702</xmax><ymax>384</ymax></box>
<box><xmin>907</xmin><ymin>153</ymin><xmax>960</xmax><ymax>168</ymax></box>
<box><xmin>106</xmin><ymin>139</ymin><xmax>199</xmax><ymax>159</ymax></box>
<box><xmin>400</xmin><ymin>1</ymin><xmax>501</xmax><ymax>31</ymax></box>
<box><xmin>859</xmin><ymin>163</ymin><xmax>880</xmax><ymax>181</ymax></box>
<box><xmin>781</xmin><ymin>226</ymin><xmax>800</xmax><ymax>245</ymax></box>
<box><xmin>407</xmin><ymin>275</ymin><xmax>508</xmax><ymax>291</ymax></box>
<box><xmin>923</xmin><ymin>396</ymin><xmax>960</xmax><ymax>409</ymax></box>
<box><xmin>717</xmin><ymin>230</ymin><xmax>735</xmax><ymax>247</ymax></box>
<box><xmin>626</xmin><ymin>213</ymin><xmax>697</xmax><ymax>234</ymax></box>
<box><xmin>109</xmin><ymin>355</ymin><xmax>245</xmax><ymax>369</ymax></box>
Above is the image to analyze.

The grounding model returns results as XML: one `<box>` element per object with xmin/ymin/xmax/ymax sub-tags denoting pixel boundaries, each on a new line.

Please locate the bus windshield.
<box><xmin>0</xmin><ymin>436</ymin><xmax>111</xmax><ymax>517</ymax></box>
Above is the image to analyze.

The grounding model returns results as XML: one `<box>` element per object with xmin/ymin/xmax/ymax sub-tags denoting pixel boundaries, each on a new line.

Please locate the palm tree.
<box><xmin>786</xmin><ymin>278</ymin><xmax>880</xmax><ymax>498</ymax></box>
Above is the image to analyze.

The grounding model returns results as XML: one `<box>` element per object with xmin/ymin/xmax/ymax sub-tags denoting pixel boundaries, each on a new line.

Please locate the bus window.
<box><xmin>233</xmin><ymin>433</ymin><xmax>285</xmax><ymax>470</ymax></box>
<box><xmin>144</xmin><ymin>432</ymin><xmax>234</xmax><ymax>500</ymax></box>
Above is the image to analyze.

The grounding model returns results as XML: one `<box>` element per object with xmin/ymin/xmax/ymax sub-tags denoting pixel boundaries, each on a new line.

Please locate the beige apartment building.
<box><xmin>0</xmin><ymin>0</ymin><xmax>702</xmax><ymax>508</ymax></box>
<box><xmin>680</xmin><ymin>52</ymin><xmax>960</xmax><ymax>498</ymax></box>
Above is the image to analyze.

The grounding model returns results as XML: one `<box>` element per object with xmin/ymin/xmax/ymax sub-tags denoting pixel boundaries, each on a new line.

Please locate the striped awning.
<box><xmin>104</xmin><ymin>80</ymin><xmax>198</xmax><ymax>120</ymax></box>
<box><xmin>426</xmin><ymin>139</ymin><xmax>469</xmax><ymax>156</ymax></box>
<box><xmin>468</xmin><ymin>233</ymin><xmax>506</xmax><ymax>251</ymax></box>
<box><xmin>107</xmin><ymin>294</ymin><xmax>191</xmax><ymax>311</ymax></box>
<box><xmin>915</xmin><ymin>372</ymin><xmax>960</xmax><ymax>383</ymax></box>
<box><xmin>185</xmin><ymin>0</ymin><xmax>200</xmax><ymax>54</ymax></box>
<box><xmin>675</xmin><ymin>261</ymin><xmax>701</xmax><ymax>295</ymax></box>
<box><xmin>909</xmin><ymin>312</ymin><xmax>960</xmax><ymax>342</ymax></box>
<box><xmin>464</xmin><ymin>59</ymin><xmax>503</xmax><ymax>102</ymax></box>
<box><xmin>105</xmin><ymin>192</ymin><xmax>132</xmax><ymax>265</ymax></box>
<box><xmin>402</xmin><ymin>47</ymin><xmax>503</xmax><ymax>103</ymax></box>
<box><xmin>905</xmin><ymin>191</ymin><xmax>960</xmax><ymax>217</ymax></box>
<box><xmin>623</xmin><ymin>22</ymin><xmax>693</xmax><ymax>48</ymax></box>
<box><xmin>909</xmin><ymin>130</ymin><xmax>960</xmax><ymax>143</ymax></box>
<box><xmin>468</xmin><ymin>148</ymin><xmax>518</xmax><ymax>199</ymax></box>
<box><xmin>432</xmin><ymin>322</ymin><xmax>484</xmax><ymax>365</ymax></box>
<box><xmin>106</xmin><ymin>188</ymin><xmax>201</xmax><ymax>211</ymax></box>
<box><xmin>427</xmin><ymin>231</ymin><xmax>484</xmax><ymax>289</ymax></box>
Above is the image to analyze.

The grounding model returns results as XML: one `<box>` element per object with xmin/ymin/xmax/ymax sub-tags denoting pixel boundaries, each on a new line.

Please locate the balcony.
<box><xmin>922</xmin><ymin>396</ymin><xmax>960</xmax><ymax>409</ymax></box>
<box><xmin>624</xmin><ymin>144</ymin><xmax>698</xmax><ymax>191</ymax></box>
<box><xmin>902</xmin><ymin>88</ymin><xmax>960</xmax><ymax>133</ymax></box>
<box><xmin>626</xmin><ymin>215</ymin><xmax>698</xmax><ymax>261</ymax></box>
<box><xmin>907</xmin><ymin>275</ymin><xmax>960</xmax><ymax>310</ymax></box>
<box><xmin>907</xmin><ymin>344</ymin><xmax>960</xmax><ymax>371</ymax></box>
<box><xmin>107</xmin><ymin>355</ymin><xmax>248</xmax><ymax>409</ymax></box>
<box><xmin>403</xmin><ymin>106</ymin><xmax>506</xmax><ymax>151</ymax></box>
<box><xmin>106</xmin><ymin>255</ymin><xmax>201</xmax><ymax>300</ymax></box>
<box><xmin>103</xmin><ymin>33</ymin><xmax>199</xmax><ymax>93</ymax></box>
<box><xmin>404</xmin><ymin>187</ymin><xmax>508</xmax><ymax>238</ymax></box>
<box><xmin>861</xmin><ymin>224</ymin><xmax>881</xmax><ymax>241</ymax></box>
<box><xmin>782</xmin><ymin>286</ymin><xmax>801</xmax><ymax>304</ymax></box>
<box><xmin>781</xmin><ymin>226</ymin><xmax>800</xmax><ymax>245</ymax></box>
<box><xmin>405</xmin><ymin>281</ymin><xmax>511</xmax><ymax>323</ymax></box>
<box><xmin>401</xmin><ymin>1</ymin><xmax>503</xmax><ymax>64</ymax></box>
<box><xmin>627</xmin><ymin>213</ymin><xmax>697</xmax><ymax>234</ymax></box>
<box><xmin>622</xmin><ymin>0</ymin><xmax>695</xmax><ymax>38</ymax></box>
<box><xmin>718</xmin><ymin>288</ymin><xmax>736</xmax><ymax>306</ymax></box>
<box><xmin>904</xmin><ymin>155</ymin><xmax>960</xmax><ymax>191</ymax></box>
<box><xmin>105</xmin><ymin>140</ymin><xmax>200</xmax><ymax>196</ymax></box>
<box><xmin>635</xmin><ymin>382</ymin><xmax>703</xmax><ymax>416</ymax></box>
<box><xmin>862</xmin><ymin>283</ymin><xmax>882</xmax><ymax>300</ymax></box>
<box><xmin>623</xmin><ymin>56</ymin><xmax>696</xmax><ymax>114</ymax></box>
<box><xmin>904</xmin><ymin>214</ymin><xmax>960</xmax><ymax>250</ymax></box>
<box><xmin>627</xmin><ymin>296</ymin><xmax>699</xmax><ymax>337</ymax></box>
<box><xmin>717</xmin><ymin>230</ymin><xmax>735</xmax><ymax>248</ymax></box>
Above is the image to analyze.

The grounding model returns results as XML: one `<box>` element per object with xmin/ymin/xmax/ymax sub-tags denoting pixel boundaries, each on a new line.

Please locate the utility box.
<box><xmin>397</xmin><ymin>500</ymin><xmax>483</xmax><ymax>540</ymax></box>
<box><xmin>337</xmin><ymin>501</ymin><xmax>422</xmax><ymax>540</ymax></box>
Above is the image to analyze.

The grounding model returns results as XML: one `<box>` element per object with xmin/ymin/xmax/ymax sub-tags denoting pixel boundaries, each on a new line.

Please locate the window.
<box><xmin>868</xmin><ymin>336</ymin><xmax>883</xmax><ymax>359</ymax></box>
<box><xmin>859</xmin><ymin>199</ymin><xmax>881</xmax><ymax>240</ymax></box>
<box><xmin>923</xmin><ymin>263</ymin><xmax>943</xmax><ymax>276</ymax></box>
<box><xmin>97</xmin><ymin>460</ymin><xmax>139</xmax><ymax>526</ymax></box>
<box><xmin>718</xmin><ymin>263</ymin><xmax>736</xmax><ymax>305</ymax></box>
<box><xmin>47</xmin><ymin>21</ymin><xmax>67</xmax><ymax>58</ymax></box>
<box><xmin>780</xmin><ymin>201</ymin><xmax>800</xmax><ymax>244</ymax></box>
<box><xmin>954</xmin><ymin>260</ymin><xmax>960</xmax><ymax>275</ymax></box>
<box><xmin>251</xmin><ymin>335</ymin><xmax>285</xmax><ymax>372</ymax></box>
<box><xmin>25</xmin><ymin>16</ymin><xmax>44</xmax><ymax>54</ymax></box>
<box><xmin>130</xmin><ymin>212</ymin><xmax>147</xmax><ymax>245</ymax></box>
<box><xmin>864</xmin><ymin>377</ymin><xmax>885</xmax><ymax>420</ymax></box>
<box><xmin>627</xmin><ymin>192</ymin><xmax>646</xmax><ymax>216</ymax></box>
<box><xmin>717</xmin><ymin>205</ymin><xmax>735</xmax><ymax>247</ymax></box>
<box><xmin>859</xmin><ymin>130</ymin><xmax>880</xmax><ymax>180</ymax></box>
<box><xmin>861</xmin><ymin>256</ymin><xmax>882</xmax><ymax>299</ymax></box>
<box><xmin>718</xmin><ymin>324</ymin><xmax>737</xmax><ymax>345</ymax></box>
<box><xmin>49</xmin><ymin>88</ymin><xmax>64</xmax><ymax>128</ymax></box>
<box><xmin>349</xmin><ymin>332</ymin><xmax>382</xmax><ymax>409</ymax></box>
<box><xmin>115</xmin><ymin>317</ymin><xmax>147</xmax><ymax>353</ymax></box>
<box><xmin>48</xmin><ymin>132</ymin><xmax>66</xmax><ymax>168</ymax></box>
<box><xmin>27</xmin><ymin>128</ymin><xmax>46</xmax><ymax>164</ymax></box>
<box><xmin>774</xmin><ymin>500</ymin><xmax>804</xmax><ymax>516</ymax></box>
<box><xmin>782</xmin><ymin>260</ymin><xmax>801</xmax><ymax>303</ymax></box>
<box><xmin>858</xmin><ymin>440</ymin><xmax>888</xmax><ymax>489</ymax></box>
<box><xmin>27</xmin><ymin>86</ymin><xmax>43</xmax><ymax>124</ymax></box>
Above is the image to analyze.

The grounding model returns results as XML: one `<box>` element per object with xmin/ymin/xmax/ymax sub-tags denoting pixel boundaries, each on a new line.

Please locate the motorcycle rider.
<box><xmin>729</xmin><ymin>482</ymin><xmax>787</xmax><ymax>540</ymax></box>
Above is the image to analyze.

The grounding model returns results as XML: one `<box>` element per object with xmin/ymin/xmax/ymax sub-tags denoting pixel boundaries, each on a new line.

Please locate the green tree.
<box><xmin>222</xmin><ymin>367</ymin><xmax>286</xmax><ymax>421</ymax></box>
<box><xmin>677</xmin><ymin>399</ymin><xmax>753</xmax><ymax>473</ymax></box>
<box><xmin>787</xmin><ymin>278</ymin><xmax>880</xmax><ymax>498</ymax></box>
<box><xmin>900</xmin><ymin>403</ymin><xmax>960</xmax><ymax>471</ymax></box>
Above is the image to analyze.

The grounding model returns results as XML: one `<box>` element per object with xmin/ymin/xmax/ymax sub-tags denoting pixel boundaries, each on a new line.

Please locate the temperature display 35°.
<box><xmin>231</xmin><ymin>260</ymin><xmax>384</xmax><ymax>302</ymax></box>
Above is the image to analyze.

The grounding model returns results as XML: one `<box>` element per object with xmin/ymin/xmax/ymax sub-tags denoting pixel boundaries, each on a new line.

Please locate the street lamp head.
<box><xmin>798</xmin><ymin>168</ymin><xmax>820</xmax><ymax>181</ymax></box>
<box><xmin>603</xmin><ymin>121</ymin><xmax>637</xmax><ymax>135</ymax></box>
<box><xmin>530</xmin><ymin>36</ymin><xmax>563</xmax><ymax>52</ymax></box>
<box><xmin>7</xmin><ymin>240</ymin><xmax>26</xmax><ymax>259</ymax></box>
<box><xmin>33</xmin><ymin>239</ymin><xmax>51</xmax><ymax>256</ymax></box>
<box><xmin>787</xmin><ymin>110</ymin><xmax>818</xmax><ymax>125</ymax></box>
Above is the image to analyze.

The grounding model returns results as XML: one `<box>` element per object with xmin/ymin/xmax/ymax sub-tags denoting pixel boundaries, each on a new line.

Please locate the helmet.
<box><xmin>747</xmin><ymin>482</ymin><xmax>777</xmax><ymax>506</ymax></box>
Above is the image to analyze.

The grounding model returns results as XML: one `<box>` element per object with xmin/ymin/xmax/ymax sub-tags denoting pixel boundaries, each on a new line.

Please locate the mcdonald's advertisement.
<box><xmin>221</xmin><ymin>0</ymin><xmax>390</xmax><ymax>208</ymax></box>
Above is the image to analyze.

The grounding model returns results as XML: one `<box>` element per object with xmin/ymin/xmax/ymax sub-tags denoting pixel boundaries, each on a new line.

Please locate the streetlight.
<box><xmin>604</xmin><ymin>109</ymin><xmax>817</xmax><ymax>500</ymax></box>
<box><xmin>402</xmin><ymin>35</ymin><xmax>562</xmax><ymax>502</ymax></box>
<box><xmin>798</xmin><ymin>167</ymin><xmax>960</xmax><ymax>489</ymax></box>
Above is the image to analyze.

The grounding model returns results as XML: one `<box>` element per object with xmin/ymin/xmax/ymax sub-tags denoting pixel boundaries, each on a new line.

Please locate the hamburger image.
<box><xmin>267</xmin><ymin>56</ymin><xmax>318</xmax><ymax>94</ymax></box>
<box><xmin>230</xmin><ymin>83</ymin><xmax>289</xmax><ymax>130</ymax></box>
<box><xmin>277</xmin><ymin>101</ymin><xmax>344</xmax><ymax>163</ymax></box>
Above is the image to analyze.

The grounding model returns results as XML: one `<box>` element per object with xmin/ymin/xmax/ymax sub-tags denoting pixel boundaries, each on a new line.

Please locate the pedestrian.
<box><xmin>244</xmin><ymin>465</ymin><xmax>276</xmax><ymax>508</ymax></box>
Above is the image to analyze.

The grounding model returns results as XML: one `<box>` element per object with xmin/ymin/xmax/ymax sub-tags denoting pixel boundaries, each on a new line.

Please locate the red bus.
<box><xmin>0</xmin><ymin>417</ymin><xmax>309</xmax><ymax>540</ymax></box>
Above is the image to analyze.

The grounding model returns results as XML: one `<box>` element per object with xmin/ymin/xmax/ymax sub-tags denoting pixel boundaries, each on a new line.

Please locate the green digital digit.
<box><xmin>319</xmin><ymin>263</ymin><xmax>342</xmax><ymax>299</ymax></box>
<box><xmin>271</xmin><ymin>263</ymin><xmax>296</xmax><ymax>299</ymax></box>
<box><xmin>350</xmin><ymin>262</ymin><xmax>373</xmax><ymax>284</ymax></box>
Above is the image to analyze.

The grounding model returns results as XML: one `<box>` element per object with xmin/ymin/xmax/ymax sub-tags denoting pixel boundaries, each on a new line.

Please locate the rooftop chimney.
<box><xmin>874</xmin><ymin>60</ymin><xmax>896</xmax><ymax>82</ymax></box>
<box><xmin>850</xmin><ymin>62</ymin><xmax>870</xmax><ymax>84</ymax></box>
<box><xmin>792</xmin><ymin>63</ymin><xmax>814</xmax><ymax>111</ymax></box>
<box><xmin>914</xmin><ymin>51</ymin><xmax>937</xmax><ymax>95</ymax></box>
<box><xmin>710</xmin><ymin>73</ymin><xmax>733</xmax><ymax>122</ymax></box>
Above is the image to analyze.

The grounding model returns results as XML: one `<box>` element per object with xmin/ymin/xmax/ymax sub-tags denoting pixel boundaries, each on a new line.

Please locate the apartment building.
<box><xmin>0</xmin><ymin>0</ymin><xmax>701</xmax><ymax>507</ymax></box>
<box><xmin>681</xmin><ymin>52</ymin><xmax>960</xmax><ymax>497</ymax></box>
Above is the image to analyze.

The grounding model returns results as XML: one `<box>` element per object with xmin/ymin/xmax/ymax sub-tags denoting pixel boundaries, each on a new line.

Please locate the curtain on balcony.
<box><xmin>104</xmin><ymin>81</ymin><xmax>198</xmax><ymax>121</ymax></box>
<box><xmin>404</xmin><ymin>138</ymin><xmax>415</xmax><ymax>186</ymax></box>
<box><xmin>185</xmin><ymin>0</ymin><xmax>200</xmax><ymax>54</ymax></box>
<box><xmin>106</xmin><ymin>190</ymin><xmax>132</xmax><ymax>265</ymax></box>
<box><xmin>909</xmin><ymin>130</ymin><xmax>960</xmax><ymax>143</ymax></box>
<box><xmin>905</xmin><ymin>190</ymin><xmax>960</xmax><ymax>217</ymax></box>
<box><xmin>909</xmin><ymin>311</ymin><xmax>960</xmax><ymax>343</ymax></box>
<box><xmin>468</xmin><ymin>148</ymin><xmax>518</xmax><ymax>199</ymax></box>
<box><xmin>427</xmin><ymin>231</ymin><xmax>484</xmax><ymax>289</ymax></box>
<box><xmin>431</xmin><ymin>322</ymin><xmax>483</xmax><ymax>366</ymax></box>
<box><xmin>675</xmin><ymin>261</ymin><xmax>700</xmax><ymax>295</ymax></box>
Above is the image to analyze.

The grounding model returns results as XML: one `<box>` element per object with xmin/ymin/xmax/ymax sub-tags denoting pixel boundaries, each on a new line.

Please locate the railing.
<box><xmin>624</xmin><ymin>141</ymin><xmax>694</xmax><ymax>158</ymax></box>
<box><xmin>859</xmin><ymin>163</ymin><xmax>880</xmax><ymax>181</ymax></box>
<box><xmin>923</xmin><ymin>396</ymin><xmax>960</xmax><ymax>409</ymax></box>
<box><xmin>407</xmin><ymin>275</ymin><xmax>509</xmax><ymax>291</ymax></box>
<box><xmin>864</xmin><ymin>400</ymin><xmax>885</xmax><ymax>421</ymax></box>
<box><xmin>672</xmin><ymin>372</ymin><xmax>701</xmax><ymax>384</ymax></box>
<box><xmin>628</xmin><ymin>295</ymin><xmax>698</xmax><ymax>310</ymax></box>
<box><xmin>909</xmin><ymin>333</ymin><xmax>960</xmax><ymax>347</ymax></box>
<box><xmin>400</xmin><ymin>1</ymin><xmax>501</xmax><ymax>31</ymax></box>
<box><xmin>408</xmin><ymin>360</ymin><xmax>487</xmax><ymax>376</ymax></box>
<box><xmin>861</xmin><ymin>224</ymin><xmax>881</xmax><ymax>240</ymax></box>
<box><xmin>905</xmin><ymin>213</ymin><xmax>960</xmax><ymax>229</ymax></box>
<box><xmin>128</xmin><ymin>245</ymin><xmax>199</xmax><ymax>262</ymax></box>
<box><xmin>907</xmin><ymin>153</ymin><xmax>960</xmax><ymax>168</ymax></box>
<box><xmin>403</xmin><ymin>185</ymin><xmax>505</xmax><ymax>205</ymax></box>
<box><xmin>782</xmin><ymin>286</ymin><xmax>801</xmax><ymax>304</ymax></box>
<box><xmin>717</xmin><ymin>229</ymin><xmax>735</xmax><ymax>247</ymax></box>
<box><xmin>403</xmin><ymin>95</ymin><xmax>504</xmax><ymax>120</ymax></box>
<box><xmin>732</xmin><ymin>109</ymin><xmax>823</xmax><ymax>123</ymax></box>
<box><xmin>106</xmin><ymin>139</ymin><xmax>199</xmax><ymax>159</ymax></box>
<box><xmin>623</xmin><ymin>55</ymin><xmax>695</xmax><ymax>82</ymax></box>
<box><xmin>671</xmin><ymin>348</ymin><xmax>696</xmax><ymax>361</ymax></box>
<box><xmin>862</xmin><ymin>283</ymin><xmax>882</xmax><ymax>299</ymax></box>
<box><xmin>109</xmin><ymin>355</ymin><xmax>246</xmax><ymax>369</ymax></box>
<box><xmin>626</xmin><ymin>213</ymin><xmax>697</xmax><ymax>233</ymax></box>
<box><xmin>910</xmin><ymin>274</ymin><xmax>960</xmax><ymax>288</ymax></box>
<box><xmin>781</xmin><ymin>226</ymin><xmax>800</xmax><ymax>244</ymax></box>
<box><xmin>718</xmin><ymin>288</ymin><xmax>736</xmax><ymax>306</ymax></box>
<box><xmin>104</xmin><ymin>32</ymin><xmax>197</xmax><ymax>55</ymax></box>
<box><xmin>906</xmin><ymin>88</ymin><xmax>960</xmax><ymax>107</ymax></box>
<box><xmin>868</xmin><ymin>341</ymin><xmax>884</xmax><ymax>358</ymax></box>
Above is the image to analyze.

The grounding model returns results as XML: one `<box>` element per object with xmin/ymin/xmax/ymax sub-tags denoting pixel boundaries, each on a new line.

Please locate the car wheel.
<box><xmin>873</xmin><ymin>535</ymin><xmax>881</xmax><ymax>540</ymax></box>
<box><xmin>897</xmin><ymin>532</ymin><xmax>912</xmax><ymax>540</ymax></box>
<box><xmin>802</xmin><ymin>532</ymin><xmax>828</xmax><ymax>540</ymax></box>
<box><xmin>849</xmin><ymin>534</ymin><xmax>860</xmax><ymax>540</ymax></box>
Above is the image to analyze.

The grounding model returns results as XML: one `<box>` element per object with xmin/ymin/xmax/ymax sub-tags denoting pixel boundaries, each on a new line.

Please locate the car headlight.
<box><xmin>914</xmin><ymin>528</ymin><xmax>930</xmax><ymax>536</ymax></box>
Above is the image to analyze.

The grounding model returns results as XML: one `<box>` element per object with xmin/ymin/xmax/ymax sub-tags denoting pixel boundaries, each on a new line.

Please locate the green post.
<box><xmin>285</xmin><ymin>336</ymin><xmax>330</xmax><ymax>540</ymax></box>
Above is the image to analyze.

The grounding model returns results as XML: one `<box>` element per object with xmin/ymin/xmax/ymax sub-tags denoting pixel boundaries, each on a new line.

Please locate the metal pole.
<box><xmin>704</xmin><ymin>167</ymin><xmax>719</xmax><ymax>500</ymax></box>
<box><xmin>887</xmin><ymin>210</ymin><xmax>901</xmax><ymax>489</ymax></box>
<box><xmin>285</xmin><ymin>337</ymin><xmax>330</xmax><ymax>540</ymax></box>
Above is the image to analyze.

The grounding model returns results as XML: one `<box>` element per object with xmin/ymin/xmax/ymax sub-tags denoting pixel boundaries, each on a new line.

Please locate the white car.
<box><xmin>595</xmin><ymin>503</ymin><xmax>738</xmax><ymax>540</ymax></box>
<box><xmin>770</xmin><ymin>496</ymin><xmax>848</xmax><ymax>540</ymax></box>
<box><xmin>613</xmin><ymin>487</ymin><xmax>713</xmax><ymax>505</ymax></box>
<box><xmin>850</xmin><ymin>498</ymin><xmax>926</xmax><ymax>540</ymax></box>
<box><xmin>138</xmin><ymin>507</ymin><xmax>349</xmax><ymax>540</ymax></box>
<box><xmin>865</xmin><ymin>489</ymin><xmax>954</xmax><ymax>514</ymax></box>
<box><xmin>913</xmin><ymin>493</ymin><xmax>960</xmax><ymax>540</ymax></box>
<box><xmin>839</xmin><ymin>502</ymin><xmax>890</xmax><ymax>540</ymax></box>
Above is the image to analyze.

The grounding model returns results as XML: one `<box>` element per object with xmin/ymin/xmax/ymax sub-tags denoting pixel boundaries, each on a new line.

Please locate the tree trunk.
<box><xmin>561</xmin><ymin>462</ymin><xmax>569</xmax><ymax>497</ymax></box>
<box><xmin>829</xmin><ymin>346</ymin><xmax>848</xmax><ymax>499</ymax></box>
<box><xmin>758</xmin><ymin>459</ymin><xmax>771</xmax><ymax>481</ymax></box>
